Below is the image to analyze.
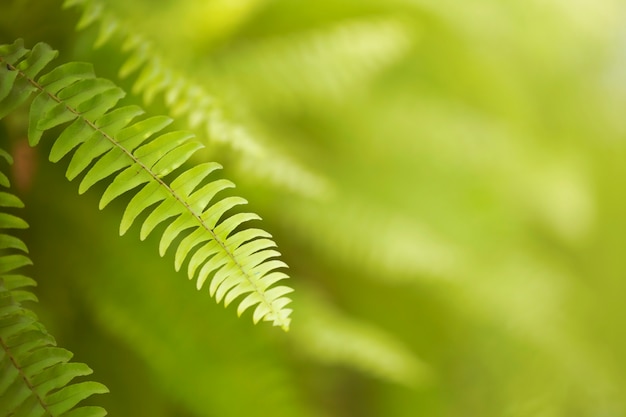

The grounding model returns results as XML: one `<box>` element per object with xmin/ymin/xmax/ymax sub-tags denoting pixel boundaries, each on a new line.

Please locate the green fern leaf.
<box><xmin>0</xmin><ymin>41</ymin><xmax>58</xmax><ymax>119</ymax></box>
<box><xmin>0</xmin><ymin>148</ymin><xmax>108</xmax><ymax>416</ymax></box>
<box><xmin>94</xmin><ymin>16</ymin><xmax>120</xmax><ymax>49</ymax></box>
<box><xmin>0</xmin><ymin>234</ymin><xmax>29</xmax><ymax>253</ymax></box>
<box><xmin>0</xmin><ymin>40</ymin><xmax>293</xmax><ymax>330</ymax></box>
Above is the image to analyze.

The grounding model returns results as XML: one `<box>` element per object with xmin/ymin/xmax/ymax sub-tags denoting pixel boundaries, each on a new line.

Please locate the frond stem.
<box><xmin>0</xmin><ymin>326</ymin><xmax>53</xmax><ymax>416</ymax></box>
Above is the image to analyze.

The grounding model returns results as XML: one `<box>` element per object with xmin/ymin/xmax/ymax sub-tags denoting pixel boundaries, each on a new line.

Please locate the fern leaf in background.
<box><xmin>0</xmin><ymin>148</ymin><xmax>108</xmax><ymax>416</ymax></box>
<box><xmin>291</xmin><ymin>289</ymin><xmax>430</xmax><ymax>387</ymax></box>
<box><xmin>0</xmin><ymin>39</ymin><xmax>293</xmax><ymax>330</ymax></box>
<box><xmin>63</xmin><ymin>0</ymin><xmax>330</xmax><ymax>199</ymax></box>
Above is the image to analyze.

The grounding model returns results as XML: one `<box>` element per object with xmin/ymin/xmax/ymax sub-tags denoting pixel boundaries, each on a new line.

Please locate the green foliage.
<box><xmin>0</xmin><ymin>38</ymin><xmax>293</xmax><ymax>330</ymax></box>
<box><xmin>0</xmin><ymin>149</ymin><xmax>108</xmax><ymax>416</ymax></box>
<box><xmin>2</xmin><ymin>0</ymin><xmax>626</xmax><ymax>416</ymax></box>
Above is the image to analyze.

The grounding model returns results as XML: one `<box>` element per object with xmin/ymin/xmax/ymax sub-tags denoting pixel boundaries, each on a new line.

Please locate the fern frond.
<box><xmin>62</xmin><ymin>0</ymin><xmax>330</xmax><ymax>199</ymax></box>
<box><xmin>212</xmin><ymin>17</ymin><xmax>414</xmax><ymax>107</ymax></box>
<box><xmin>0</xmin><ymin>148</ymin><xmax>108</xmax><ymax>416</ymax></box>
<box><xmin>0</xmin><ymin>39</ymin><xmax>293</xmax><ymax>330</ymax></box>
<box><xmin>293</xmin><ymin>290</ymin><xmax>430</xmax><ymax>387</ymax></box>
<box><xmin>284</xmin><ymin>194</ymin><xmax>462</xmax><ymax>284</ymax></box>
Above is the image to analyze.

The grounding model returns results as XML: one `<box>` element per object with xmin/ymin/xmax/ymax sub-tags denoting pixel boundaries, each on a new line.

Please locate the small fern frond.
<box><xmin>0</xmin><ymin>148</ymin><xmax>108</xmax><ymax>416</ymax></box>
<box><xmin>0</xmin><ymin>39</ymin><xmax>293</xmax><ymax>330</ymax></box>
<box><xmin>212</xmin><ymin>18</ymin><xmax>414</xmax><ymax>107</ymax></box>
<box><xmin>283</xmin><ymin>195</ymin><xmax>462</xmax><ymax>283</ymax></box>
<box><xmin>293</xmin><ymin>290</ymin><xmax>430</xmax><ymax>387</ymax></box>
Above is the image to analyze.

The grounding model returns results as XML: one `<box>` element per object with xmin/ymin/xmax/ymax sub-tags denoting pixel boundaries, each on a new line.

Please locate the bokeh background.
<box><xmin>2</xmin><ymin>0</ymin><xmax>626</xmax><ymax>415</ymax></box>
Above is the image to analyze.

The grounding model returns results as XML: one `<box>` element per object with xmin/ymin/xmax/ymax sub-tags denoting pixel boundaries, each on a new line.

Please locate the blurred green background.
<box><xmin>2</xmin><ymin>0</ymin><xmax>626</xmax><ymax>415</ymax></box>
